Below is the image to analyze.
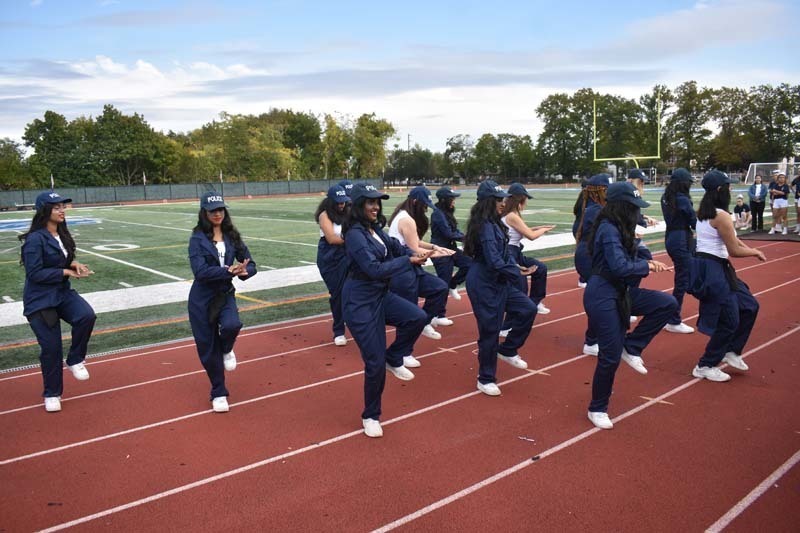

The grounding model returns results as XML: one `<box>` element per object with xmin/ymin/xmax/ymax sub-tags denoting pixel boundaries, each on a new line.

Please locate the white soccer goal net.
<box><xmin>743</xmin><ymin>160</ymin><xmax>798</xmax><ymax>184</ymax></box>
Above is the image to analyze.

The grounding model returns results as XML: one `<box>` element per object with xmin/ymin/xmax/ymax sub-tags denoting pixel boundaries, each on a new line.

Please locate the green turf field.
<box><xmin>0</xmin><ymin>186</ymin><xmax>670</xmax><ymax>370</ymax></box>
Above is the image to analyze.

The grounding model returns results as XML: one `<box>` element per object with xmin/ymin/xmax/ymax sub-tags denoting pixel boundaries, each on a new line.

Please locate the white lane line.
<box><xmin>37</xmin><ymin>325</ymin><xmax>800</xmax><ymax>533</ymax></box>
<box><xmin>372</xmin><ymin>325</ymin><xmax>800</xmax><ymax>533</ymax></box>
<box><xmin>2</xmin><ymin>296</ymin><xmax>13</xmax><ymax>303</ymax></box>
<box><xmin>118</xmin><ymin>282</ymin><xmax>134</xmax><ymax>288</ymax></box>
<box><xmin>705</xmin><ymin>448</ymin><xmax>800</xmax><ymax>533</ymax></box>
<box><xmin>100</xmin><ymin>218</ymin><xmax>318</xmax><ymax>248</ymax></box>
<box><xmin>298</xmin><ymin>260</ymin><xmax>316</xmax><ymax>265</ymax></box>
<box><xmin>76</xmin><ymin>248</ymin><xmax>184</xmax><ymax>281</ymax></box>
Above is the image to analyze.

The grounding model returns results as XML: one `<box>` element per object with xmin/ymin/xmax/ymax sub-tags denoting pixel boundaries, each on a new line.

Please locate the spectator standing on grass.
<box><xmin>585</xmin><ymin>182</ymin><xmax>676</xmax><ymax>430</ymax></box>
<box><xmin>733</xmin><ymin>195</ymin><xmax>752</xmax><ymax>230</ymax></box>
<box><xmin>315</xmin><ymin>185</ymin><xmax>351</xmax><ymax>346</ymax></box>
<box><xmin>573</xmin><ymin>174</ymin><xmax>611</xmax><ymax>356</ymax></box>
<box><xmin>660</xmin><ymin>168</ymin><xmax>696</xmax><ymax>335</ymax></box>
<box><xmin>342</xmin><ymin>183</ymin><xmax>430</xmax><ymax>438</ymax></box>
<box><xmin>748</xmin><ymin>175</ymin><xmax>767</xmax><ymax>232</ymax></box>
<box><xmin>188</xmin><ymin>192</ymin><xmax>257</xmax><ymax>413</ymax></box>
<box><xmin>768</xmin><ymin>172</ymin><xmax>790</xmax><ymax>235</ymax></box>
<box><xmin>498</xmin><ymin>183</ymin><xmax>556</xmax><ymax>336</ymax></box>
<box><xmin>463</xmin><ymin>180</ymin><xmax>537</xmax><ymax>397</ymax></box>
<box><xmin>430</xmin><ymin>186</ymin><xmax>472</xmax><ymax>314</ymax></box>
<box><xmin>387</xmin><ymin>186</ymin><xmax>453</xmax><ymax>351</ymax></box>
<box><xmin>688</xmin><ymin>171</ymin><xmax>764</xmax><ymax>383</ymax></box>
<box><xmin>19</xmin><ymin>191</ymin><xmax>97</xmax><ymax>413</ymax></box>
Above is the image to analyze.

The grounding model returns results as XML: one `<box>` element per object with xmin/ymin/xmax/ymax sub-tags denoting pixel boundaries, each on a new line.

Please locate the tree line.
<box><xmin>1</xmin><ymin>81</ymin><xmax>798</xmax><ymax>190</ymax></box>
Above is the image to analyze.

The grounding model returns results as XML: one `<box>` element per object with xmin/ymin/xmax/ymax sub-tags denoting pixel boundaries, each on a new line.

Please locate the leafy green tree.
<box><xmin>667</xmin><ymin>81</ymin><xmax>714</xmax><ymax>170</ymax></box>
<box><xmin>322</xmin><ymin>114</ymin><xmax>352</xmax><ymax>179</ymax></box>
<box><xmin>351</xmin><ymin>113</ymin><xmax>395</xmax><ymax>178</ymax></box>
<box><xmin>0</xmin><ymin>138</ymin><xmax>33</xmax><ymax>190</ymax></box>
<box><xmin>444</xmin><ymin>134</ymin><xmax>475</xmax><ymax>181</ymax></box>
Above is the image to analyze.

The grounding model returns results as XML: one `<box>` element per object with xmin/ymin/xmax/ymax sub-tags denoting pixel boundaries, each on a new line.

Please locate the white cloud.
<box><xmin>30</xmin><ymin>0</ymin><xmax>43</xmax><ymax>6</ymax></box>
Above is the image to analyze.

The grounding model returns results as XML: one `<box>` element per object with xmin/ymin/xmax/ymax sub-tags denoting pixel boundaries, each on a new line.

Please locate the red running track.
<box><xmin>1</xmin><ymin>241</ymin><xmax>798</xmax><ymax>532</ymax></box>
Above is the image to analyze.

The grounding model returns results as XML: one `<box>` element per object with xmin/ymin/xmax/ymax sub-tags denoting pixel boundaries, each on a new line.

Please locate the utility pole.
<box><xmin>407</xmin><ymin>133</ymin><xmax>411</xmax><ymax>152</ymax></box>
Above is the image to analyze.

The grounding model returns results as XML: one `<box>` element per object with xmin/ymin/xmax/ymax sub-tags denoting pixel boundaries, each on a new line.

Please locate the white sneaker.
<box><xmin>621</xmin><ymin>349</ymin><xmax>647</xmax><ymax>375</ymax></box>
<box><xmin>421</xmin><ymin>324</ymin><xmax>442</xmax><ymax>340</ymax></box>
<box><xmin>578</xmin><ymin>281</ymin><xmax>587</xmax><ymax>289</ymax></box>
<box><xmin>477</xmin><ymin>381</ymin><xmax>501</xmax><ymax>396</ymax></box>
<box><xmin>782</xmin><ymin>227</ymin><xmax>788</xmax><ymax>235</ymax></box>
<box><xmin>499</xmin><ymin>328</ymin><xmax>511</xmax><ymax>338</ymax></box>
<box><xmin>794</xmin><ymin>226</ymin><xmax>800</xmax><ymax>234</ymax></box>
<box><xmin>768</xmin><ymin>228</ymin><xmax>776</xmax><ymax>234</ymax></box>
<box><xmin>403</xmin><ymin>354</ymin><xmax>421</xmax><ymax>368</ymax></box>
<box><xmin>68</xmin><ymin>362</ymin><xmax>90</xmax><ymax>381</ymax></box>
<box><xmin>211</xmin><ymin>396</ymin><xmax>229</xmax><ymax>412</ymax></box>
<box><xmin>449</xmin><ymin>288</ymin><xmax>462</xmax><ymax>301</ymax></box>
<box><xmin>722</xmin><ymin>352</ymin><xmax>749</xmax><ymax>371</ymax></box>
<box><xmin>537</xmin><ymin>303</ymin><xmax>551</xmax><ymax>315</ymax></box>
<box><xmin>362</xmin><ymin>418</ymin><xmax>383</xmax><ymax>438</ymax></box>
<box><xmin>583</xmin><ymin>343</ymin><xmax>599</xmax><ymax>356</ymax></box>
<box><xmin>692</xmin><ymin>365</ymin><xmax>731</xmax><ymax>382</ymax></box>
<box><xmin>497</xmin><ymin>353</ymin><xmax>528</xmax><ymax>369</ymax></box>
<box><xmin>44</xmin><ymin>396</ymin><xmax>61</xmax><ymax>412</ymax></box>
<box><xmin>629</xmin><ymin>316</ymin><xmax>638</xmax><ymax>324</ymax></box>
<box><xmin>587</xmin><ymin>411</ymin><xmax>613</xmax><ymax>430</ymax></box>
<box><xmin>431</xmin><ymin>316</ymin><xmax>454</xmax><ymax>327</ymax></box>
<box><xmin>664</xmin><ymin>322</ymin><xmax>695</xmax><ymax>334</ymax></box>
<box><xmin>222</xmin><ymin>350</ymin><xmax>237</xmax><ymax>371</ymax></box>
<box><xmin>334</xmin><ymin>335</ymin><xmax>347</xmax><ymax>346</ymax></box>
<box><xmin>386</xmin><ymin>364</ymin><xmax>415</xmax><ymax>381</ymax></box>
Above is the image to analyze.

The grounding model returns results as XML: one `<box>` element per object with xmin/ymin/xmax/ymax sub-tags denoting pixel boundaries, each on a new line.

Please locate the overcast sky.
<box><xmin>0</xmin><ymin>0</ymin><xmax>797</xmax><ymax>151</ymax></box>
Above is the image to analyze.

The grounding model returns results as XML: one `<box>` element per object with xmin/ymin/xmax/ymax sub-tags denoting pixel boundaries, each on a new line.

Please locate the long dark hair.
<box><xmin>314</xmin><ymin>198</ymin><xmax>349</xmax><ymax>225</ymax></box>
<box><xmin>697</xmin><ymin>185</ymin><xmax>731</xmax><ymax>221</ymax></box>
<box><xmin>389</xmin><ymin>198</ymin><xmax>429</xmax><ymax>239</ymax></box>
<box><xmin>464</xmin><ymin>197</ymin><xmax>506</xmax><ymax>257</ymax></box>
<box><xmin>343</xmin><ymin>197</ymin><xmax>386</xmax><ymax>234</ymax></box>
<box><xmin>575</xmin><ymin>186</ymin><xmax>608</xmax><ymax>242</ymax></box>
<box><xmin>18</xmin><ymin>204</ymin><xmax>76</xmax><ymax>266</ymax></box>
<box><xmin>588</xmin><ymin>201</ymin><xmax>640</xmax><ymax>257</ymax></box>
<box><xmin>193</xmin><ymin>208</ymin><xmax>244</xmax><ymax>250</ymax></box>
<box><xmin>435</xmin><ymin>197</ymin><xmax>459</xmax><ymax>232</ymax></box>
<box><xmin>661</xmin><ymin>180</ymin><xmax>691</xmax><ymax>214</ymax></box>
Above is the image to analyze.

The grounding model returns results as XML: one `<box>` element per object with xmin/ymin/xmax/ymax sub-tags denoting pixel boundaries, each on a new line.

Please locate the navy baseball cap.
<box><xmin>350</xmin><ymin>183</ymin><xmax>389</xmax><ymax>205</ymax></box>
<box><xmin>507</xmin><ymin>182</ymin><xmax>533</xmax><ymax>199</ymax></box>
<box><xmin>408</xmin><ymin>185</ymin><xmax>434</xmax><ymax>208</ymax></box>
<box><xmin>628</xmin><ymin>168</ymin><xmax>646</xmax><ymax>181</ymax></box>
<box><xmin>200</xmin><ymin>191</ymin><xmax>227</xmax><ymax>211</ymax></box>
<box><xmin>337</xmin><ymin>179</ymin><xmax>354</xmax><ymax>193</ymax></box>
<box><xmin>327</xmin><ymin>185</ymin><xmax>350</xmax><ymax>204</ymax></box>
<box><xmin>701</xmin><ymin>170</ymin><xmax>731</xmax><ymax>191</ymax></box>
<box><xmin>476</xmin><ymin>180</ymin><xmax>511</xmax><ymax>200</ymax></box>
<box><xmin>435</xmin><ymin>186</ymin><xmax>461</xmax><ymax>199</ymax></box>
<box><xmin>669</xmin><ymin>168</ymin><xmax>693</xmax><ymax>183</ymax></box>
<box><xmin>587</xmin><ymin>173</ymin><xmax>612</xmax><ymax>187</ymax></box>
<box><xmin>606</xmin><ymin>181</ymin><xmax>649</xmax><ymax>208</ymax></box>
<box><xmin>35</xmin><ymin>191</ymin><xmax>72</xmax><ymax>211</ymax></box>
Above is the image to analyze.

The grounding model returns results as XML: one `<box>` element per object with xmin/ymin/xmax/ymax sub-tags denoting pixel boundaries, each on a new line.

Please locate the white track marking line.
<box><xmin>705</xmin><ymin>449</ymin><xmax>800</xmax><ymax>532</ymax></box>
<box><xmin>298</xmin><ymin>260</ymin><xmax>316</xmax><ymax>265</ymax></box>
<box><xmin>372</xmin><ymin>325</ymin><xmax>800</xmax><ymax>533</ymax></box>
<box><xmin>76</xmin><ymin>248</ymin><xmax>184</xmax><ymax>281</ymax></box>
<box><xmin>118</xmin><ymin>282</ymin><xmax>133</xmax><ymax>288</ymax></box>
<box><xmin>37</xmin><ymin>325</ymin><xmax>800</xmax><ymax>533</ymax></box>
<box><xmin>2</xmin><ymin>296</ymin><xmax>13</xmax><ymax>303</ymax></box>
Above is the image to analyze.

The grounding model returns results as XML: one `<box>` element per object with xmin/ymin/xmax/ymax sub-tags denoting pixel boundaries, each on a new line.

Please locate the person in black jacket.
<box><xmin>430</xmin><ymin>186</ymin><xmax>472</xmax><ymax>311</ymax></box>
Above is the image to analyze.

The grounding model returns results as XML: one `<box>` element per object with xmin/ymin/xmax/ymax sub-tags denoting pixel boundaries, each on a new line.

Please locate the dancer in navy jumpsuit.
<box><xmin>342</xmin><ymin>183</ymin><xmax>430</xmax><ymax>438</ymax></box>
<box><xmin>573</xmin><ymin>174</ymin><xmax>611</xmax><ymax>356</ymax></box>
<box><xmin>315</xmin><ymin>185</ymin><xmax>351</xmax><ymax>346</ymax></box>
<box><xmin>689</xmin><ymin>171</ymin><xmax>764</xmax><ymax>382</ymax></box>
<box><xmin>660</xmin><ymin>168</ymin><xmax>696</xmax><ymax>334</ymax></box>
<box><xmin>585</xmin><ymin>182</ymin><xmax>676</xmax><ymax>429</ymax></box>
<box><xmin>188</xmin><ymin>192</ymin><xmax>256</xmax><ymax>413</ymax></box>
<box><xmin>464</xmin><ymin>180</ymin><xmax>537</xmax><ymax>396</ymax></box>
<box><xmin>431</xmin><ymin>186</ymin><xmax>472</xmax><ymax>309</ymax></box>
<box><xmin>19</xmin><ymin>192</ymin><xmax>97</xmax><ymax>412</ymax></box>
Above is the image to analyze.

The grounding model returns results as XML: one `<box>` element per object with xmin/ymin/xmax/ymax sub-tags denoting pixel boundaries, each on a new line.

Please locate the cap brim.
<box><xmin>493</xmin><ymin>191</ymin><xmax>511</xmax><ymax>198</ymax></box>
<box><xmin>334</xmin><ymin>195</ymin><xmax>351</xmax><ymax>203</ymax></box>
<box><xmin>203</xmin><ymin>203</ymin><xmax>228</xmax><ymax>211</ymax></box>
<box><xmin>363</xmin><ymin>191</ymin><xmax>389</xmax><ymax>200</ymax></box>
<box><xmin>631</xmin><ymin>198</ymin><xmax>650</xmax><ymax>208</ymax></box>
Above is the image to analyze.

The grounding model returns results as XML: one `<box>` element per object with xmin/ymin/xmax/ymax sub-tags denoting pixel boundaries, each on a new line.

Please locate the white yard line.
<box><xmin>76</xmin><ymin>248</ymin><xmax>184</xmax><ymax>281</ymax></box>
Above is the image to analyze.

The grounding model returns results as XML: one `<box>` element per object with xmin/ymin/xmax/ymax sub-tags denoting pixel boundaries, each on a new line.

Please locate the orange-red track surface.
<box><xmin>2</xmin><ymin>241</ymin><xmax>798</xmax><ymax>532</ymax></box>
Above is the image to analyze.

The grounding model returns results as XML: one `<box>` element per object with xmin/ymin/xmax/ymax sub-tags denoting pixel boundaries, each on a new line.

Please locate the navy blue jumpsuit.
<box><xmin>574</xmin><ymin>200</ymin><xmax>602</xmax><ymax>346</ymax></box>
<box><xmin>188</xmin><ymin>232</ymin><xmax>257</xmax><ymax>399</ymax></box>
<box><xmin>22</xmin><ymin>229</ymin><xmax>96</xmax><ymax>398</ymax></box>
<box><xmin>585</xmin><ymin>220</ymin><xmax>676</xmax><ymax>413</ymax></box>
<box><xmin>430</xmin><ymin>206</ymin><xmax>472</xmax><ymax>293</ymax></box>
<box><xmin>661</xmin><ymin>192</ymin><xmax>696</xmax><ymax>325</ymax></box>
<box><xmin>316</xmin><ymin>228</ymin><xmax>349</xmax><ymax>339</ymax></box>
<box><xmin>343</xmin><ymin>224</ymin><xmax>428</xmax><ymax>421</ymax></box>
<box><xmin>466</xmin><ymin>221</ymin><xmax>536</xmax><ymax>385</ymax></box>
